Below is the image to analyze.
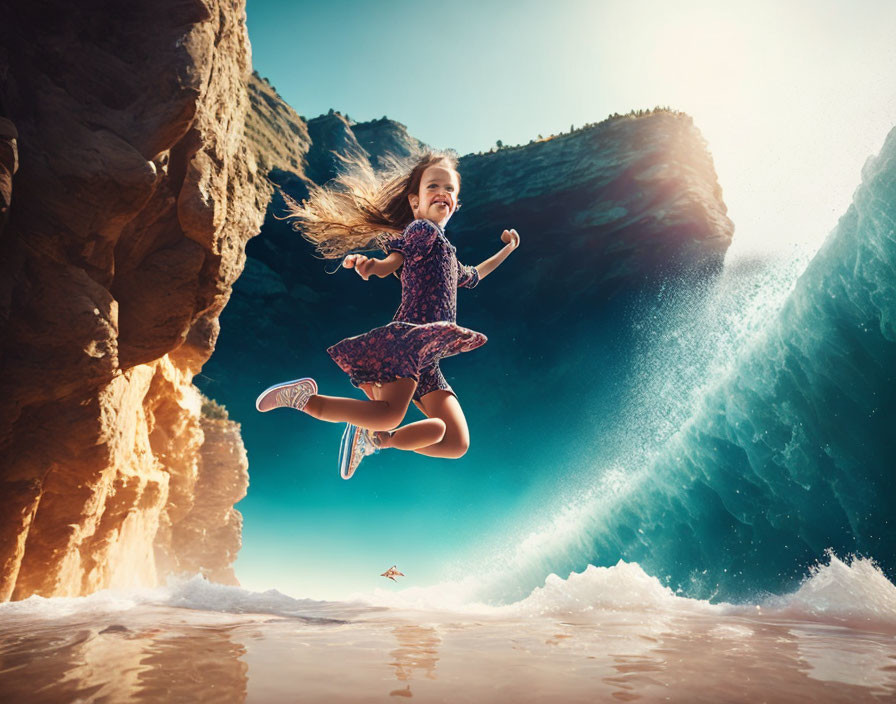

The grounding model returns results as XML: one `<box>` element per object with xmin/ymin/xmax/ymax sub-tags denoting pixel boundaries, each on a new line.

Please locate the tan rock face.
<box><xmin>0</xmin><ymin>1</ymin><xmax>266</xmax><ymax>600</ymax></box>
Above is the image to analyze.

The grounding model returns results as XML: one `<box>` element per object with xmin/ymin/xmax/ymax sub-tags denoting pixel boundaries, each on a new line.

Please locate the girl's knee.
<box><xmin>451</xmin><ymin>437</ymin><xmax>470</xmax><ymax>458</ymax></box>
<box><xmin>438</xmin><ymin>435</ymin><xmax>468</xmax><ymax>459</ymax></box>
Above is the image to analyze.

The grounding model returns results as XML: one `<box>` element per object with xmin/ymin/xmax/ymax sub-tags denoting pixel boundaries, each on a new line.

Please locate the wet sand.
<box><xmin>2</xmin><ymin>603</ymin><xmax>894</xmax><ymax>703</ymax></box>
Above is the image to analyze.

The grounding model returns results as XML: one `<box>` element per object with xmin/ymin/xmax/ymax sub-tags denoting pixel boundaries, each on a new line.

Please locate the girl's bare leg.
<box><xmin>402</xmin><ymin>390</ymin><xmax>471</xmax><ymax>459</ymax></box>
<box><xmin>357</xmin><ymin>383</ymin><xmax>447</xmax><ymax>451</ymax></box>
<box><xmin>303</xmin><ymin>378</ymin><xmax>415</xmax><ymax>431</ymax></box>
<box><xmin>376</xmin><ymin>419</ymin><xmax>447</xmax><ymax>451</ymax></box>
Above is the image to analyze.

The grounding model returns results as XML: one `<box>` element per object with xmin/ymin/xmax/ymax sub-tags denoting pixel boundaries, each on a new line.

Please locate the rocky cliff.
<box><xmin>454</xmin><ymin>112</ymin><xmax>733</xmax><ymax>302</ymax></box>
<box><xmin>0</xmin><ymin>1</ymin><xmax>264</xmax><ymax>600</ymax></box>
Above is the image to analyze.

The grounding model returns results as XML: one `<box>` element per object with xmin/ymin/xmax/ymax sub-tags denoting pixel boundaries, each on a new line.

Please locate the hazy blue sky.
<box><xmin>247</xmin><ymin>0</ymin><xmax>895</xmax><ymax>253</ymax></box>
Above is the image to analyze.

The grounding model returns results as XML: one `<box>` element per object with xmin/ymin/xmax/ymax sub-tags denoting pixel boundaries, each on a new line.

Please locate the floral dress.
<box><xmin>327</xmin><ymin>218</ymin><xmax>487</xmax><ymax>403</ymax></box>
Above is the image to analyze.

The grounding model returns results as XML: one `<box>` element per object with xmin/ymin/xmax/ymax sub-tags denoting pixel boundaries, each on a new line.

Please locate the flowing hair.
<box><xmin>278</xmin><ymin>148</ymin><xmax>462</xmax><ymax>261</ymax></box>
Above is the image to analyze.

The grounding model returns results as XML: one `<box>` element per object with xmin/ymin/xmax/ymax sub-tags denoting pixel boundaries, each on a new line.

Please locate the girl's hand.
<box><xmin>501</xmin><ymin>228</ymin><xmax>521</xmax><ymax>251</ymax></box>
<box><xmin>343</xmin><ymin>254</ymin><xmax>376</xmax><ymax>280</ymax></box>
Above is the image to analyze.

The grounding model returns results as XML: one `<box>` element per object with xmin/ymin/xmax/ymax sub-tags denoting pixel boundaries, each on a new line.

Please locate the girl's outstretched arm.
<box><xmin>343</xmin><ymin>252</ymin><xmax>404</xmax><ymax>280</ymax></box>
<box><xmin>475</xmin><ymin>228</ymin><xmax>520</xmax><ymax>280</ymax></box>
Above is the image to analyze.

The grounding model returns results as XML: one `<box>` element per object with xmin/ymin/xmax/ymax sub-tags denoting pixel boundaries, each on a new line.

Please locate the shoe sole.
<box><xmin>255</xmin><ymin>378</ymin><xmax>317</xmax><ymax>412</ymax></box>
<box><xmin>339</xmin><ymin>424</ymin><xmax>360</xmax><ymax>480</ymax></box>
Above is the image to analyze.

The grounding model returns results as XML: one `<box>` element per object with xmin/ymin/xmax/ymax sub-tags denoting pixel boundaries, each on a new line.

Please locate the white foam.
<box><xmin>0</xmin><ymin>574</ymin><xmax>357</xmax><ymax>623</ymax></box>
<box><xmin>357</xmin><ymin>553</ymin><xmax>896</xmax><ymax>629</ymax></box>
<box><xmin>3</xmin><ymin>553</ymin><xmax>894</xmax><ymax>631</ymax></box>
<box><xmin>0</xmin><ymin>589</ymin><xmax>144</xmax><ymax>620</ymax></box>
<box><xmin>353</xmin><ymin>560</ymin><xmax>720</xmax><ymax>619</ymax></box>
<box><xmin>160</xmin><ymin>575</ymin><xmax>328</xmax><ymax>616</ymax></box>
<box><xmin>759</xmin><ymin>552</ymin><xmax>896</xmax><ymax>624</ymax></box>
<box><xmin>499</xmin><ymin>560</ymin><xmax>719</xmax><ymax>618</ymax></box>
<box><xmin>349</xmin><ymin>575</ymin><xmax>488</xmax><ymax>614</ymax></box>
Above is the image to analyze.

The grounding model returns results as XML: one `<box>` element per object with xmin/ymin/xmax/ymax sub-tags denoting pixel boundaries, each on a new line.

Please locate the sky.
<box><xmin>239</xmin><ymin>0</ymin><xmax>896</xmax><ymax>598</ymax></box>
<box><xmin>247</xmin><ymin>0</ymin><xmax>895</xmax><ymax>254</ymax></box>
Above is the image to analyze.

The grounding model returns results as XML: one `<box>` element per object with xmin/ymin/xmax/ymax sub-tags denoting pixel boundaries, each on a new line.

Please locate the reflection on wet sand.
<box><xmin>792</xmin><ymin>624</ymin><xmax>896</xmax><ymax>693</ymax></box>
<box><xmin>388</xmin><ymin>625</ymin><xmax>441</xmax><ymax>697</ymax></box>
<box><xmin>596</xmin><ymin>615</ymin><xmax>896</xmax><ymax>703</ymax></box>
<box><xmin>0</xmin><ymin>610</ymin><xmax>249</xmax><ymax>703</ymax></box>
<box><xmin>603</xmin><ymin>653</ymin><xmax>667</xmax><ymax>702</ymax></box>
<box><xmin>3</xmin><ymin>604</ymin><xmax>896</xmax><ymax>703</ymax></box>
<box><xmin>133</xmin><ymin>626</ymin><xmax>247</xmax><ymax>702</ymax></box>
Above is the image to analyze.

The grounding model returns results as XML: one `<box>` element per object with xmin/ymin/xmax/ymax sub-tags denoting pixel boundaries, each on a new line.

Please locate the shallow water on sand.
<box><xmin>2</xmin><ymin>601</ymin><xmax>895</xmax><ymax>703</ymax></box>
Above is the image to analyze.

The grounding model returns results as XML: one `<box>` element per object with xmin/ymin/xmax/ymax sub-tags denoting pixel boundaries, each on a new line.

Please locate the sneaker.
<box><xmin>255</xmin><ymin>378</ymin><xmax>318</xmax><ymax>413</ymax></box>
<box><xmin>339</xmin><ymin>424</ymin><xmax>380</xmax><ymax>480</ymax></box>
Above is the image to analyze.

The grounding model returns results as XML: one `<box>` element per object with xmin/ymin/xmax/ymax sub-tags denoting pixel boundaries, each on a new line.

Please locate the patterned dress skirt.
<box><xmin>327</xmin><ymin>320</ymin><xmax>487</xmax><ymax>397</ymax></box>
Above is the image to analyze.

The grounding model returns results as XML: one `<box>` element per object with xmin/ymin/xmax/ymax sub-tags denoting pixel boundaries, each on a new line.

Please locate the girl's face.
<box><xmin>409</xmin><ymin>164</ymin><xmax>460</xmax><ymax>227</ymax></box>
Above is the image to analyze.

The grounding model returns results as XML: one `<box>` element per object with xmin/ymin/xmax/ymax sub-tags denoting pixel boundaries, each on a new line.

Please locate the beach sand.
<box><xmin>2</xmin><ymin>594</ymin><xmax>894</xmax><ymax>703</ymax></box>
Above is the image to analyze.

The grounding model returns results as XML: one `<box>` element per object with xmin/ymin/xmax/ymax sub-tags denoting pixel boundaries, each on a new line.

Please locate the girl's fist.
<box><xmin>343</xmin><ymin>254</ymin><xmax>375</xmax><ymax>280</ymax></box>
<box><xmin>501</xmin><ymin>228</ymin><xmax>521</xmax><ymax>250</ymax></box>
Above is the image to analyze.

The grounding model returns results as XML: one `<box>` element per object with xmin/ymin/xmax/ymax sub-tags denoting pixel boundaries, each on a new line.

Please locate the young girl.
<box><xmin>256</xmin><ymin>150</ymin><xmax>520</xmax><ymax>479</ymax></box>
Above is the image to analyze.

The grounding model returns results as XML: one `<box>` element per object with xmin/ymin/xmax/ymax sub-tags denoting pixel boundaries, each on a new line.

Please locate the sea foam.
<box><xmin>2</xmin><ymin>552</ymin><xmax>894</xmax><ymax>632</ymax></box>
<box><xmin>355</xmin><ymin>551</ymin><xmax>896</xmax><ymax>627</ymax></box>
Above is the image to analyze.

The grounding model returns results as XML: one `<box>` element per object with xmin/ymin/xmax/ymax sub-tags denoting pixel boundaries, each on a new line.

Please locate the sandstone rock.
<box><xmin>0</xmin><ymin>0</ymin><xmax>266</xmax><ymax>600</ymax></box>
<box><xmin>165</xmin><ymin>400</ymin><xmax>249</xmax><ymax>585</ymax></box>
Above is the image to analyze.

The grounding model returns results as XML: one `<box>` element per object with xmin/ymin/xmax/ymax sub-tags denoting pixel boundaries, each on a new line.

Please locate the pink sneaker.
<box><xmin>255</xmin><ymin>378</ymin><xmax>318</xmax><ymax>413</ymax></box>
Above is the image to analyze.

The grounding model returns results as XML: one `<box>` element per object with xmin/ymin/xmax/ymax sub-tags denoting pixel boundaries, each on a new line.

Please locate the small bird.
<box><xmin>381</xmin><ymin>565</ymin><xmax>405</xmax><ymax>582</ymax></box>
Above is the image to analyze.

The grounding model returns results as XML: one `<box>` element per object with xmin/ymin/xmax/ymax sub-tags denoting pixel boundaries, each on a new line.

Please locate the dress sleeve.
<box><xmin>457</xmin><ymin>262</ymin><xmax>480</xmax><ymax>289</ymax></box>
<box><xmin>386</xmin><ymin>219</ymin><xmax>440</xmax><ymax>262</ymax></box>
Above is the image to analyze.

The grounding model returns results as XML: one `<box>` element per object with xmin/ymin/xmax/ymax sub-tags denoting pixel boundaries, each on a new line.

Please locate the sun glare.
<box><xmin>596</xmin><ymin>1</ymin><xmax>896</xmax><ymax>254</ymax></box>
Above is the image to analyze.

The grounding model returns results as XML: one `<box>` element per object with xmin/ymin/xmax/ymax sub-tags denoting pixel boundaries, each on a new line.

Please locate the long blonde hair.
<box><xmin>279</xmin><ymin>149</ymin><xmax>462</xmax><ymax>260</ymax></box>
